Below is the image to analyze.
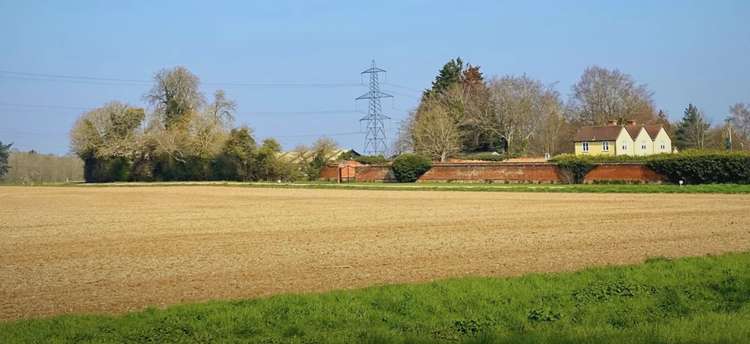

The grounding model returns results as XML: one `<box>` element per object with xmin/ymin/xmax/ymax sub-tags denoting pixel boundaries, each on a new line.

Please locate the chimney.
<box><xmin>626</xmin><ymin>120</ymin><xmax>636</xmax><ymax>126</ymax></box>
<box><xmin>607</xmin><ymin>119</ymin><xmax>618</xmax><ymax>126</ymax></box>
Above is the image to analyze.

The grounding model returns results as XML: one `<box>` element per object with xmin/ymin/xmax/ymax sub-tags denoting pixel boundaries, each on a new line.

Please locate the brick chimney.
<box><xmin>626</xmin><ymin>120</ymin><xmax>636</xmax><ymax>126</ymax></box>
<box><xmin>607</xmin><ymin>119</ymin><xmax>618</xmax><ymax>126</ymax></box>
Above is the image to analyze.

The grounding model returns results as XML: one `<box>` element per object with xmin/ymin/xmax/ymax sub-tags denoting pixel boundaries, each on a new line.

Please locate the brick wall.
<box><xmin>583</xmin><ymin>163</ymin><xmax>666</xmax><ymax>184</ymax></box>
<box><xmin>352</xmin><ymin>162</ymin><xmax>666</xmax><ymax>184</ymax></box>
<box><xmin>418</xmin><ymin>163</ymin><xmax>564</xmax><ymax>183</ymax></box>
<box><xmin>319</xmin><ymin>165</ymin><xmax>339</xmax><ymax>182</ymax></box>
<box><xmin>355</xmin><ymin>165</ymin><xmax>396</xmax><ymax>182</ymax></box>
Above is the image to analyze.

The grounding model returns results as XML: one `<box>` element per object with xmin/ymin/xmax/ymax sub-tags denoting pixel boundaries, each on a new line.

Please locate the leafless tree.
<box><xmin>567</xmin><ymin>66</ymin><xmax>656</xmax><ymax>125</ymax></box>
<box><xmin>5</xmin><ymin>151</ymin><xmax>83</xmax><ymax>183</ymax></box>
<box><xmin>392</xmin><ymin>116</ymin><xmax>415</xmax><ymax>156</ymax></box>
<box><xmin>206</xmin><ymin>90</ymin><xmax>236</xmax><ymax>126</ymax></box>
<box><xmin>145</xmin><ymin>66</ymin><xmax>205</xmax><ymax>129</ymax></box>
<box><xmin>412</xmin><ymin>98</ymin><xmax>461</xmax><ymax>162</ymax></box>
<box><xmin>729</xmin><ymin>103</ymin><xmax>750</xmax><ymax>139</ymax></box>
<box><xmin>486</xmin><ymin>75</ymin><xmax>565</xmax><ymax>155</ymax></box>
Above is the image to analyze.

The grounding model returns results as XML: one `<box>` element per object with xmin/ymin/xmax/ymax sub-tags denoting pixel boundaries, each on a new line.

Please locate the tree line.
<box><xmin>397</xmin><ymin>58</ymin><xmax>750</xmax><ymax>161</ymax></box>
<box><xmin>69</xmin><ymin>67</ymin><xmax>309</xmax><ymax>182</ymax></box>
<box><xmin>0</xmin><ymin>148</ymin><xmax>83</xmax><ymax>184</ymax></box>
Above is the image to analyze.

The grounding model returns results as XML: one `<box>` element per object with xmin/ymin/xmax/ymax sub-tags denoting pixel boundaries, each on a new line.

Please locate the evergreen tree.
<box><xmin>423</xmin><ymin>57</ymin><xmax>464</xmax><ymax>98</ymax></box>
<box><xmin>675</xmin><ymin>104</ymin><xmax>710</xmax><ymax>150</ymax></box>
<box><xmin>0</xmin><ymin>141</ymin><xmax>12</xmax><ymax>179</ymax></box>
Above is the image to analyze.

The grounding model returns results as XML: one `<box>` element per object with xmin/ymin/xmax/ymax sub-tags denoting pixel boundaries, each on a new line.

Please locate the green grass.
<box><xmin>41</xmin><ymin>181</ymin><xmax>750</xmax><ymax>194</ymax></box>
<box><xmin>2</xmin><ymin>252</ymin><xmax>750</xmax><ymax>343</ymax></box>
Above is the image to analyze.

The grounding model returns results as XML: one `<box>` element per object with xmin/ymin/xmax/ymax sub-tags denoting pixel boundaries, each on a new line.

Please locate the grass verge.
<box><xmin>2</xmin><ymin>252</ymin><xmax>749</xmax><ymax>343</ymax></box>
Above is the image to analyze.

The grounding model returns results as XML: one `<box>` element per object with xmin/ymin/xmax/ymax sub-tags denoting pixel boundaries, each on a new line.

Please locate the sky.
<box><xmin>1</xmin><ymin>0</ymin><xmax>748</xmax><ymax>155</ymax></box>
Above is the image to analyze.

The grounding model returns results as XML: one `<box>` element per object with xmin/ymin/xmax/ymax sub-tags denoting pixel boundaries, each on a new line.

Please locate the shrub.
<box><xmin>457</xmin><ymin>152</ymin><xmax>508</xmax><ymax>162</ymax></box>
<box><xmin>353</xmin><ymin>155</ymin><xmax>389</xmax><ymax>165</ymax></box>
<box><xmin>646</xmin><ymin>151</ymin><xmax>750</xmax><ymax>184</ymax></box>
<box><xmin>392</xmin><ymin>154</ymin><xmax>432</xmax><ymax>182</ymax></box>
<box><xmin>550</xmin><ymin>154</ymin><xmax>596</xmax><ymax>184</ymax></box>
<box><xmin>550</xmin><ymin>151</ymin><xmax>750</xmax><ymax>184</ymax></box>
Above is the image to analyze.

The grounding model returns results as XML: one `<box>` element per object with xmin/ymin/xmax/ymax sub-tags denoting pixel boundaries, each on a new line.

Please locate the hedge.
<box><xmin>646</xmin><ymin>151</ymin><xmax>750</xmax><ymax>184</ymax></box>
<box><xmin>392</xmin><ymin>154</ymin><xmax>432</xmax><ymax>183</ymax></box>
<box><xmin>551</xmin><ymin>151</ymin><xmax>750</xmax><ymax>184</ymax></box>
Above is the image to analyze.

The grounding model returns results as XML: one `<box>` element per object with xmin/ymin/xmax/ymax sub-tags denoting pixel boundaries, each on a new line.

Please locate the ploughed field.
<box><xmin>1</xmin><ymin>186</ymin><xmax>749</xmax><ymax>321</ymax></box>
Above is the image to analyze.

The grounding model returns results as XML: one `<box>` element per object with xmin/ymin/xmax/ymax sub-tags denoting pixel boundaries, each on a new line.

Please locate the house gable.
<box><xmin>633</xmin><ymin>128</ymin><xmax>653</xmax><ymax>156</ymax></box>
<box><xmin>652</xmin><ymin>128</ymin><xmax>672</xmax><ymax>154</ymax></box>
<box><xmin>615</xmin><ymin>128</ymin><xmax>634</xmax><ymax>155</ymax></box>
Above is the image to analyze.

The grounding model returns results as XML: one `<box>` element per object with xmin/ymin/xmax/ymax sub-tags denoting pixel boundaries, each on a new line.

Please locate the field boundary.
<box><xmin>5</xmin><ymin>181</ymin><xmax>750</xmax><ymax>194</ymax></box>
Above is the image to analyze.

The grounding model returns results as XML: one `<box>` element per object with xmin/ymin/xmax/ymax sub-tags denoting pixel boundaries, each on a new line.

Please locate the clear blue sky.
<box><xmin>1</xmin><ymin>0</ymin><xmax>748</xmax><ymax>154</ymax></box>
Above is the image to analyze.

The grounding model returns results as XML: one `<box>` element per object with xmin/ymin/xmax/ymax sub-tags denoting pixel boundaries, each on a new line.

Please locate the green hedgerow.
<box><xmin>392</xmin><ymin>154</ymin><xmax>432</xmax><ymax>182</ymax></box>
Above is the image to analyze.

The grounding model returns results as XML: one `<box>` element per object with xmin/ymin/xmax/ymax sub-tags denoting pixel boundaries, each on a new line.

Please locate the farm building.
<box><xmin>277</xmin><ymin>149</ymin><xmax>360</xmax><ymax>164</ymax></box>
<box><xmin>574</xmin><ymin>120</ymin><xmax>672</xmax><ymax>156</ymax></box>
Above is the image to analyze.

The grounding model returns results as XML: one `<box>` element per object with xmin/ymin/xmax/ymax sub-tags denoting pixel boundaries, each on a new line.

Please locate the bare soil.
<box><xmin>1</xmin><ymin>186</ymin><xmax>749</xmax><ymax>321</ymax></box>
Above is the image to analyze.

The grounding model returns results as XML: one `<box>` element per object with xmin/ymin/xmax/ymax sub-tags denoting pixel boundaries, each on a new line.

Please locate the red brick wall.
<box><xmin>418</xmin><ymin>163</ymin><xmax>564</xmax><ymax>183</ymax></box>
<box><xmin>355</xmin><ymin>165</ymin><xmax>396</xmax><ymax>182</ymax></box>
<box><xmin>351</xmin><ymin>162</ymin><xmax>666</xmax><ymax>184</ymax></box>
<box><xmin>319</xmin><ymin>165</ymin><xmax>339</xmax><ymax>182</ymax></box>
<box><xmin>584</xmin><ymin>163</ymin><xmax>666</xmax><ymax>184</ymax></box>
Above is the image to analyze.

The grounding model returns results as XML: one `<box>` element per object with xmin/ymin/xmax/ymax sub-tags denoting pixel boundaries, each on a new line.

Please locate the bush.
<box><xmin>457</xmin><ymin>152</ymin><xmax>509</xmax><ymax>162</ymax></box>
<box><xmin>550</xmin><ymin>151</ymin><xmax>750</xmax><ymax>184</ymax></box>
<box><xmin>353</xmin><ymin>155</ymin><xmax>389</xmax><ymax>165</ymax></box>
<box><xmin>550</xmin><ymin>154</ymin><xmax>596</xmax><ymax>184</ymax></box>
<box><xmin>83</xmin><ymin>157</ymin><xmax>131</xmax><ymax>183</ymax></box>
<box><xmin>646</xmin><ymin>151</ymin><xmax>750</xmax><ymax>184</ymax></box>
<box><xmin>392</xmin><ymin>154</ymin><xmax>432</xmax><ymax>182</ymax></box>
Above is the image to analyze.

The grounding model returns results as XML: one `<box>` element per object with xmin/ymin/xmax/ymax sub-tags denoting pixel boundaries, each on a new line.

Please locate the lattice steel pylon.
<box><xmin>356</xmin><ymin>60</ymin><xmax>392</xmax><ymax>156</ymax></box>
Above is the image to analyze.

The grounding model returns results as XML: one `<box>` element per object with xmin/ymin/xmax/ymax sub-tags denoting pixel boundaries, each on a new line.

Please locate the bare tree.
<box><xmin>729</xmin><ymin>103</ymin><xmax>750</xmax><ymax>138</ymax></box>
<box><xmin>485</xmin><ymin>75</ymin><xmax>565</xmax><ymax>155</ymax></box>
<box><xmin>5</xmin><ymin>151</ymin><xmax>83</xmax><ymax>183</ymax></box>
<box><xmin>392</xmin><ymin>115</ymin><xmax>415</xmax><ymax>156</ymax></box>
<box><xmin>206</xmin><ymin>90</ymin><xmax>236</xmax><ymax>126</ymax></box>
<box><xmin>145</xmin><ymin>66</ymin><xmax>205</xmax><ymax>129</ymax></box>
<box><xmin>412</xmin><ymin>98</ymin><xmax>461</xmax><ymax>162</ymax></box>
<box><xmin>567</xmin><ymin>66</ymin><xmax>656</xmax><ymax>125</ymax></box>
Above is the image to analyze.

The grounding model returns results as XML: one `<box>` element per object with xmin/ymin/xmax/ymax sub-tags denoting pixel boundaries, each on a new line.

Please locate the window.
<box><xmin>602</xmin><ymin>141</ymin><xmax>609</xmax><ymax>151</ymax></box>
<box><xmin>622</xmin><ymin>144</ymin><xmax>628</xmax><ymax>151</ymax></box>
<box><xmin>582</xmin><ymin>142</ymin><xmax>589</xmax><ymax>152</ymax></box>
<box><xmin>641</xmin><ymin>143</ymin><xmax>647</xmax><ymax>150</ymax></box>
<box><xmin>660</xmin><ymin>142</ymin><xmax>666</xmax><ymax>150</ymax></box>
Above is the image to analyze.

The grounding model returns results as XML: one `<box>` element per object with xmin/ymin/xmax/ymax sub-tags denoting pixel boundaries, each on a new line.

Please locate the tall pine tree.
<box><xmin>423</xmin><ymin>57</ymin><xmax>464</xmax><ymax>99</ymax></box>
<box><xmin>675</xmin><ymin>104</ymin><xmax>709</xmax><ymax>150</ymax></box>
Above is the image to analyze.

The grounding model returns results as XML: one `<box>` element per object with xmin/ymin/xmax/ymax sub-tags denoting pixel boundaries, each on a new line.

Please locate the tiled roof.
<box><xmin>574</xmin><ymin>126</ymin><xmax>623</xmax><ymax>141</ymax></box>
<box><xmin>643</xmin><ymin>125</ymin><xmax>663</xmax><ymax>140</ymax></box>
<box><xmin>575</xmin><ymin>124</ymin><xmax>665</xmax><ymax>142</ymax></box>
<box><xmin>624</xmin><ymin>125</ymin><xmax>642</xmax><ymax>140</ymax></box>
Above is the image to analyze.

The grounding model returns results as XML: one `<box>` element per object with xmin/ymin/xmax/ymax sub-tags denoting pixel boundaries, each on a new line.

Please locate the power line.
<box><xmin>249</xmin><ymin>109</ymin><xmax>365</xmax><ymax>116</ymax></box>
<box><xmin>0</xmin><ymin>102</ymin><xmax>94</xmax><ymax>111</ymax></box>
<box><xmin>383</xmin><ymin>82</ymin><xmax>423</xmax><ymax>94</ymax></box>
<box><xmin>0</xmin><ymin>101</ymin><xmax>369</xmax><ymax>117</ymax></box>
<box><xmin>270</xmin><ymin>131</ymin><xmax>364</xmax><ymax>139</ymax></box>
<box><xmin>0</xmin><ymin>69</ymin><xmax>363</xmax><ymax>88</ymax></box>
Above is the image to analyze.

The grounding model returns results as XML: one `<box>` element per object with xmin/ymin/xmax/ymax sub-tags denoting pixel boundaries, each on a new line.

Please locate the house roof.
<box><xmin>624</xmin><ymin>125</ymin><xmax>642</xmax><ymax>140</ymax></box>
<box><xmin>643</xmin><ymin>125</ymin><xmax>663</xmax><ymax>140</ymax></box>
<box><xmin>573</xmin><ymin>126</ymin><xmax>623</xmax><ymax>142</ymax></box>
<box><xmin>575</xmin><ymin>124</ymin><xmax>666</xmax><ymax>142</ymax></box>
